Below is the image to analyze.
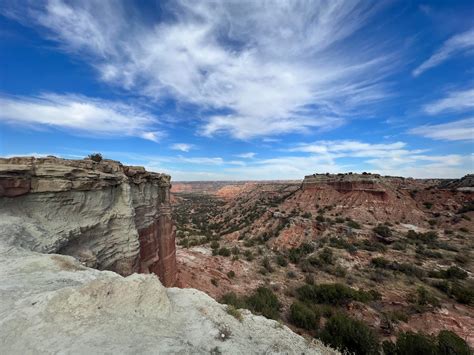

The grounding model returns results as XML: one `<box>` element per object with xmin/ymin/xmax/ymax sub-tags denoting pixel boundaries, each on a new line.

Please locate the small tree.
<box><xmin>87</xmin><ymin>153</ymin><xmax>103</xmax><ymax>162</ymax></box>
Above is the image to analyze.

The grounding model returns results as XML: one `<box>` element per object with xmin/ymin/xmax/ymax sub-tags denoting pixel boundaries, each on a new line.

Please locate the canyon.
<box><xmin>172</xmin><ymin>174</ymin><xmax>474</xmax><ymax>349</ymax></box>
<box><xmin>0</xmin><ymin>157</ymin><xmax>334</xmax><ymax>354</ymax></box>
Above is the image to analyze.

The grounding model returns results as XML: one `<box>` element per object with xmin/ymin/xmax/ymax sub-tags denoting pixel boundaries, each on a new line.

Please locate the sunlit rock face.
<box><xmin>0</xmin><ymin>156</ymin><xmax>177</xmax><ymax>286</ymax></box>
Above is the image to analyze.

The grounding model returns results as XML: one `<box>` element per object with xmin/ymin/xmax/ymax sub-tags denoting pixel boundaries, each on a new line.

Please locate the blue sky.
<box><xmin>0</xmin><ymin>0</ymin><xmax>473</xmax><ymax>180</ymax></box>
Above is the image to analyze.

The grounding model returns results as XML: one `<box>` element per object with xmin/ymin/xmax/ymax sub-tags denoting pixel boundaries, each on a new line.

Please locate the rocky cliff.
<box><xmin>0</xmin><ymin>156</ymin><xmax>176</xmax><ymax>286</ymax></box>
<box><xmin>0</xmin><ymin>157</ymin><xmax>335</xmax><ymax>354</ymax></box>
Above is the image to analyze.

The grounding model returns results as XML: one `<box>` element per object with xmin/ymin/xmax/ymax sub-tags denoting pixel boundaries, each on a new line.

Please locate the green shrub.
<box><xmin>218</xmin><ymin>247</ymin><xmax>231</xmax><ymax>257</ymax></box>
<box><xmin>288</xmin><ymin>243</ymin><xmax>315</xmax><ymax>263</ymax></box>
<box><xmin>383</xmin><ymin>330</ymin><xmax>471</xmax><ymax>355</ymax></box>
<box><xmin>437</xmin><ymin>330</ymin><xmax>471</xmax><ymax>355</ymax></box>
<box><xmin>226</xmin><ymin>305</ymin><xmax>242</xmax><ymax>321</ymax></box>
<box><xmin>211</xmin><ymin>278</ymin><xmax>218</xmax><ymax>287</ymax></box>
<box><xmin>429</xmin><ymin>266</ymin><xmax>468</xmax><ymax>280</ymax></box>
<box><xmin>318</xmin><ymin>247</ymin><xmax>334</xmax><ymax>264</ymax></box>
<box><xmin>220</xmin><ymin>292</ymin><xmax>246</xmax><ymax>309</ymax></box>
<box><xmin>87</xmin><ymin>153</ymin><xmax>103</xmax><ymax>162</ymax></box>
<box><xmin>373</xmin><ymin>224</ymin><xmax>392</xmax><ymax>238</ymax></box>
<box><xmin>393</xmin><ymin>331</ymin><xmax>438</xmax><ymax>355</ymax></box>
<box><xmin>227</xmin><ymin>270</ymin><xmax>235</xmax><ymax>278</ymax></box>
<box><xmin>424</xmin><ymin>202</ymin><xmax>433</xmax><ymax>209</ymax></box>
<box><xmin>319</xmin><ymin>313</ymin><xmax>379</xmax><ymax>355</ymax></box>
<box><xmin>371</xmin><ymin>257</ymin><xmax>390</xmax><ymax>268</ymax></box>
<box><xmin>275</xmin><ymin>254</ymin><xmax>288</xmax><ymax>267</ymax></box>
<box><xmin>289</xmin><ymin>301</ymin><xmax>319</xmax><ymax>330</ymax></box>
<box><xmin>296</xmin><ymin>283</ymin><xmax>377</xmax><ymax>305</ymax></box>
<box><xmin>347</xmin><ymin>220</ymin><xmax>361</xmax><ymax>229</ymax></box>
<box><xmin>210</xmin><ymin>241</ymin><xmax>220</xmax><ymax>249</ymax></box>
<box><xmin>245</xmin><ymin>287</ymin><xmax>281</xmax><ymax>320</ymax></box>
<box><xmin>316</xmin><ymin>215</ymin><xmax>325</xmax><ymax>222</ymax></box>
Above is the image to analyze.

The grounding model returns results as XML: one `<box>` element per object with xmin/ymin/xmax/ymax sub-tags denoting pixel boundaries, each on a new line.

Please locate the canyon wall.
<box><xmin>0</xmin><ymin>156</ymin><xmax>176</xmax><ymax>286</ymax></box>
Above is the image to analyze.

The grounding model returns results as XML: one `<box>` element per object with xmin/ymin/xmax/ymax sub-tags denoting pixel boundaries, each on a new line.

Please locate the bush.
<box><xmin>316</xmin><ymin>215</ymin><xmax>325</xmax><ymax>222</ymax></box>
<box><xmin>210</xmin><ymin>241</ymin><xmax>220</xmax><ymax>249</ymax></box>
<box><xmin>226</xmin><ymin>305</ymin><xmax>242</xmax><ymax>321</ymax></box>
<box><xmin>383</xmin><ymin>330</ymin><xmax>471</xmax><ymax>355</ymax></box>
<box><xmin>373</xmin><ymin>224</ymin><xmax>392</xmax><ymax>238</ymax></box>
<box><xmin>347</xmin><ymin>220</ymin><xmax>361</xmax><ymax>229</ymax></box>
<box><xmin>275</xmin><ymin>254</ymin><xmax>288</xmax><ymax>267</ymax></box>
<box><xmin>424</xmin><ymin>202</ymin><xmax>433</xmax><ymax>209</ymax></box>
<box><xmin>296</xmin><ymin>283</ymin><xmax>377</xmax><ymax>305</ymax></box>
<box><xmin>218</xmin><ymin>247</ymin><xmax>231</xmax><ymax>257</ymax></box>
<box><xmin>391</xmin><ymin>331</ymin><xmax>438</xmax><ymax>355</ymax></box>
<box><xmin>87</xmin><ymin>153</ymin><xmax>103</xmax><ymax>162</ymax></box>
<box><xmin>288</xmin><ymin>243</ymin><xmax>315</xmax><ymax>263</ymax></box>
<box><xmin>227</xmin><ymin>270</ymin><xmax>235</xmax><ymax>278</ymax></box>
<box><xmin>429</xmin><ymin>266</ymin><xmax>468</xmax><ymax>280</ymax></box>
<box><xmin>437</xmin><ymin>330</ymin><xmax>471</xmax><ymax>355</ymax></box>
<box><xmin>261</xmin><ymin>257</ymin><xmax>274</xmax><ymax>273</ymax></box>
<box><xmin>245</xmin><ymin>287</ymin><xmax>281</xmax><ymax>320</ymax></box>
<box><xmin>318</xmin><ymin>247</ymin><xmax>334</xmax><ymax>264</ymax></box>
<box><xmin>289</xmin><ymin>301</ymin><xmax>320</xmax><ymax>330</ymax></box>
<box><xmin>220</xmin><ymin>292</ymin><xmax>246</xmax><ymax>309</ymax></box>
<box><xmin>319</xmin><ymin>313</ymin><xmax>379</xmax><ymax>355</ymax></box>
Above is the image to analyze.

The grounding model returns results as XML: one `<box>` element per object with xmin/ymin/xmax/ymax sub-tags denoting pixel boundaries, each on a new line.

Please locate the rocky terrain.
<box><xmin>0</xmin><ymin>157</ymin><xmax>335</xmax><ymax>354</ymax></box>
<box><xmin>173</xmin><ymin>174</ymin><xmax>474</xmax><ymax>351</ymax></box>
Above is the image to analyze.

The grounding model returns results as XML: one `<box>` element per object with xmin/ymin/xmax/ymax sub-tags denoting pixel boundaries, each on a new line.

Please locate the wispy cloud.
<box><xmin>171</xmin><ymin>143</ymin><xmax>194</xmax><ymax>152</ymax></box>
<box><xmin>7</xmin><ymin>0</ymin><xmax>398</xmax><ymax>139</ymax></box>
<box><xmin>409</xmin><ymin>118</ymin><xmax>474</xmax><ymax>141</ymax></box>
<box><xmin>413</xmin><ymin>27</ymin><xmax>474</xmax><ymax>77</ymax></box>
<box><xmin>235</xmin><ymin>152</ymin><xmax>256</xmax><ymax>159</ymax></box>
<box><xmin>423</xmin><ymin>88</ymin><xmax>474</xmax><ymax>115</ymax></box>
<box><xmin>0</xmin><ymin>93</ymin><xmax>163</xmax><ymax>141</ymax></box>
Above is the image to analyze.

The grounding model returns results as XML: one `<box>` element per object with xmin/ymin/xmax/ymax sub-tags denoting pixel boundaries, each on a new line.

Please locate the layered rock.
<box><xmin>0</xmin><ymin>156</ymin><xmax>176</xmax><ymax>286</ymax></box>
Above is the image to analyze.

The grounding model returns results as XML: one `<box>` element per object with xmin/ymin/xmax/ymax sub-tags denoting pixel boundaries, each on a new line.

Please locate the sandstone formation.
<box><xmin>299</xmin><ymin>173</ymin><xmax>425</xmax><ymax>223</ymax></box>
<box><xmin>0</xmin><ymin>156</ymin><xmax>176</xmax><ymax>286</ymax></box>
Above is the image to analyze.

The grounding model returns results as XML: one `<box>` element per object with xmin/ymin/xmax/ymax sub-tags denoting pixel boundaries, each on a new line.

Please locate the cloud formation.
<box><xmin>409</xmin><ymin>118</ymin><xmax>474</xmax><ymax>141</ymax></box>
<box><xmin>423</xmin><ymin>88</ymin><xmax>474</xmax><ymax>115</ymax></box>
<box><xmin>9</xmin><ymin>0</ymin><xmax>396</xmax><ymax>139</ymax></box>
<box><xmin>413</xmin><ymin>27</ymin><xmax>474</xmax><ymax>77</ymax></box>
<box><xmin>171</xmin><ymin>143</ymin><xmax>194</xmax><ymax>152</ymax></box>
<box><xmin>0</xmin><ymin>93</ymin><xmax>162</xmax><ymax>141</ymax></box>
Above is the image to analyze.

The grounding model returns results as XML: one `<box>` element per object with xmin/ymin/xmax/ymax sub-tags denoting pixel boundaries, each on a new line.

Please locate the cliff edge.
<box><xmin>0</xmin><ymin>157</ymin><xmax>336</xmax><ymax>354</ymax></box>
<box><xmin>0</xmin><ymin>156</ymin><xmax>176</xmax><ymax>286</ymax></box>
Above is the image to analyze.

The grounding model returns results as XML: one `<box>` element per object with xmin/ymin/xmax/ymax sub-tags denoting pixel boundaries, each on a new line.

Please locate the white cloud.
<box><xmin>409</xmin><ymin>118</ymin><xmax>474</xmax><ymax>141</ymax></box>
<box><xmin>177</xmin><ymin>156</ymin><xmax>223</xmax><ymax>165</ymax></box>
<box><xmin>423</xmin><ymin>88</ymin><xmax>474</xmax><ymax>115</ymax></box>
<box><xmin>0</xmin><ymin>93</ymin><xmax>162</xmax><ymax>141</ymax></box>
<box><xmin>413</xmin><ymin>27</ymin><xmax>474</xmax><ymax>76</ymax></box>
<box><xmin>171</xmin><ymin>143</ymin><xmax>194</xmax><ymax>152</ymax></box>
<box><xmin>10</xmin><ymin>0</ymin><xmax>397</xmax><ymax>139</ymax></box>
<box><xmin>236</xmin><ymin>152</ymin><xmax>256</xmax><ymax>159</ymax></box>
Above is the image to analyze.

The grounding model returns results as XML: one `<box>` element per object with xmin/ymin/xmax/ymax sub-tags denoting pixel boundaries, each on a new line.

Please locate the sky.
<box><xmin>0</xmin><ymin>0</ymin><xmax>473</xmax><ymax>180</ymax></box>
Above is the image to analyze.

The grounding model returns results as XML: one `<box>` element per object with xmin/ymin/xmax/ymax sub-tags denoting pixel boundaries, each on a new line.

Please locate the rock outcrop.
<box><xmin>0</xmin><ymin>157</ymin><xmax>336</xmax><ymax>354</ymax></box>
<box><xmin>299</xmin><ymin>173</ymin><xmax>425</xmax><ymax>223</ymax></box>
<box><xmin>0</xmin><ymin>156</ymin><xmax>176</xmax><ymax>286</ymax></box>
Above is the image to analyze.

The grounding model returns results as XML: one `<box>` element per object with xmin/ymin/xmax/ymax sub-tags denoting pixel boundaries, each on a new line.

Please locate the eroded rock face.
<box><xmin>0</xmin><ymin>156</ymin><xmax>177</xmax><ymax>286</ymax></box>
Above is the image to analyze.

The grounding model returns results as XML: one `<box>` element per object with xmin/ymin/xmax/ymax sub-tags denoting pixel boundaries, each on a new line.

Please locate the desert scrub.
<box><xmin>319</xmin><ymin>313</ymin><xmax>379</xmax><ymax>355</ymax></box>
<box><xmin>220</xmin><ymin>287</ymin><xmax>281</xmax><ymax>320</ymax></box>
<box><xmin>289</xmin><ymin>301</ymin><xmax>320</xmax><ymax>330</ymax></box>
<box><xmin>226</xmin><ymin>305</ymin><xmax>243</xmax><ymax>322</ymax></box>
<box><xmin>373</xmin><ymin>224</ymin><xmax>392</xmax><ymax>238</ymax></box>
<box><xmin>275</xmin><ymin>254</ymin><xmax>288</xmax><ymax>267</ymax></box>
<box><xmin>296</xmin><ymin>283</ymin><xmax>379</xmax><ymax>305</ymax></box>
